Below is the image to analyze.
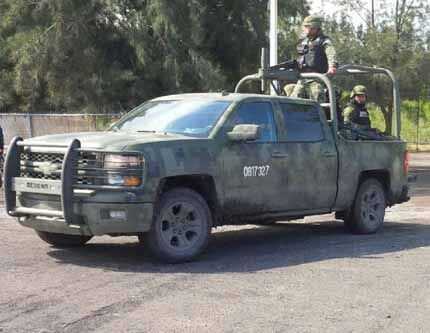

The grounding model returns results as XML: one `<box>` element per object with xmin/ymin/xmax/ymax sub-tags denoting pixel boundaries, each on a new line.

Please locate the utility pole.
<box><xmin>416</xmin><ymin>97</ymin><xmax>420</xmax><ymax>151</ymax></box>
<box><xmin>269</xmin><ymin>0</ymin><xmax>278</xmax><ymax>95</ymax></box>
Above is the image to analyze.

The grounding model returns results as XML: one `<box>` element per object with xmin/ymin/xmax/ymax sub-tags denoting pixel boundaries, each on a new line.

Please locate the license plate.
<box><xmin>12</xmin><ymin>178</ymin><xmax>62</xmax><ymax>195</ymax></box>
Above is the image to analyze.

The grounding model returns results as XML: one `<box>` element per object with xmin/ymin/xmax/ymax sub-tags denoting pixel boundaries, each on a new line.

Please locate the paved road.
<box><xmin>1</xmin><ymin>154</ymin><xmax>429</xmax><ymax>333</ymax></box>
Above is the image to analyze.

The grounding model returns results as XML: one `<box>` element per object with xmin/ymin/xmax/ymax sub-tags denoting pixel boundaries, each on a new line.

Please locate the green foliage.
<box><xmin>325</xmin><ymin>0</ymin><xmax>430</xmax><ymax>133</ymax></box>
<box><xmin>1</xmin><ymin>0</ymin><xmax>428</xmax><ymax>121</ymax></box>
<box><xmin>0</xmin><ymin>0</ymin><xmax>308</xmax><ymax>113</ymax></box>
<box><xmin>369</xmin><ymin>100</ymin><xmax>430</xmax><ymax>143</ymax></box>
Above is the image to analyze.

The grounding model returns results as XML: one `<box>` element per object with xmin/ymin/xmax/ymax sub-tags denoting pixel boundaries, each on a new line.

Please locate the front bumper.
<box><xmin>4</xmin><ymin>137</ymin><xmax>152</xmax><ymax>236</ymax></box>
<box><xmin>18</xmin><ymin>202</ymin><xmax>154</xmax><ymax>236</ymax></box>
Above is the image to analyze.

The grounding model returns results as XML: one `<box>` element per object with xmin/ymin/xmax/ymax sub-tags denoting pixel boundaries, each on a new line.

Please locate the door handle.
<box><xmin>322</xmin><ymin>151</ymin><xmax>336</xmax><ymax>158</ymax></box>
<box><xmin>272</xmin><ymin>151</ymin><xmax>289</xmax><ymax>158</ymax></box>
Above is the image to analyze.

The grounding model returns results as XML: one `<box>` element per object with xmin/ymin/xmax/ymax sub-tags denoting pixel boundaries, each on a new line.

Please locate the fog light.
<box><xmin>107</xmin><ymin>174</ymin><xmax>142</xmax><ymax>186</ymax></box>
<box><xmin>109</xmin><ymin>210</ymin><xmax>127</xmax><ymax>220</ymax></box>
<box><xmin>123</xmin><ymin>176</ymin><xmax>141</xmax><ymax>186</ymax></box>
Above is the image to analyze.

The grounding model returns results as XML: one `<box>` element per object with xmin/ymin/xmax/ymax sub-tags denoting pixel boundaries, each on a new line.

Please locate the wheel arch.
<box><xmin>358</xmin><ymin>169</ymin><xmax>391</xmax><ymax>202</ymax></box>
<box><xmin>156</xmin><ymin>174</ymin><xmax>220</xmax><ymax>225</ymax></box>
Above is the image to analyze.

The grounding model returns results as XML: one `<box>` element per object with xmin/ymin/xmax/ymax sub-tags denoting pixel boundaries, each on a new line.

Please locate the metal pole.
<box><xmin>301</xmin><ymin>73</ymin><xmax>338</xmax><ymax>133</ymax></box>
<box><xmin>261</xmin><ymin>48</ymin><xmax>268</xmax><ymax>93</ymax></box>
<box><xmin>416</xmin><ymin>97</ymin><xmax>420</xmax><ymax>151</ymax></box>
<box><xmin>269</xmin><ymin>0</ymin><xmax>278</xmax><ymax>95</ymax></box>
<box><xmin>28</xmin><ymin>114</ymin><xmax>34</xmax><ymax>138</ymax></box>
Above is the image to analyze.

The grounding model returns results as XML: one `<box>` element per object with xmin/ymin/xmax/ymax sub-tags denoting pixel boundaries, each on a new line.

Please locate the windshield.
<box><xmin>113</xmin><ymin>100</ymin><xmax>231</xmax><ymax>138</ymax></box>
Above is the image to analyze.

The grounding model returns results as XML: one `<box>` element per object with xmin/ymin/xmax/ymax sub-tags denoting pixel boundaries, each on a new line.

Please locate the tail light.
<box><xmin>403</xmin><ymin>150</ymin><xmax>410</xmax><ymax>175</ymax></box>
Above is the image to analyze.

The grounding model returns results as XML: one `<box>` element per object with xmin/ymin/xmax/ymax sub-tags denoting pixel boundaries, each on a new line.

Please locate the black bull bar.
<box><xmin>4</xmin><ymin>137</ymin><xmax>81</xmax><ymax>224</ymax></box>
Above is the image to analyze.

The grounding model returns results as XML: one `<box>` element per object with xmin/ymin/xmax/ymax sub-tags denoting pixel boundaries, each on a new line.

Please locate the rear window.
<box><xmin>280</xmin><ymin>103</ymin><xmax>324</xmax><ymax>142</ymax></box>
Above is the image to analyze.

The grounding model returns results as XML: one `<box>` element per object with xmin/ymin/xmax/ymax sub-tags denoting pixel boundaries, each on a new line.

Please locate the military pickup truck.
<box><xmin>4</xmin><ymin>65</ymin><xmax>410</xmax><ymax>263</ymax></box>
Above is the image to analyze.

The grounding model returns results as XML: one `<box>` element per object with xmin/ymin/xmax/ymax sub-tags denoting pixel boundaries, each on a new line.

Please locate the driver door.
<box><xmin>219</xmin><ymin>101</ymin><xmax>283</xmax><ymax>217</ymax></box>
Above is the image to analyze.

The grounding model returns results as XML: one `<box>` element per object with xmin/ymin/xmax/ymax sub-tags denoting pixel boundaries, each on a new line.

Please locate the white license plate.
<box><xmin>12</xmin><ymin>178</ymin><xmax>62</xmax><ymax>195</ymax></box>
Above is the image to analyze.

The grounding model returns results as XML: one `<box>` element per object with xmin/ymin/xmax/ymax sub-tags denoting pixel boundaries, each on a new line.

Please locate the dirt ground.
<box><xmin>0</xmin><ymin>154</ymin><xmax>429</xmax><ymax>333</ymax></box>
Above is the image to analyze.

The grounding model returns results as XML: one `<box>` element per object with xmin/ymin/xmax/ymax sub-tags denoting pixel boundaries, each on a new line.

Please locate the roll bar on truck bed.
<box><xmin>234</xmin><ymin>62</ymin><xmax>401</xmax><ymax>139</ymax></box>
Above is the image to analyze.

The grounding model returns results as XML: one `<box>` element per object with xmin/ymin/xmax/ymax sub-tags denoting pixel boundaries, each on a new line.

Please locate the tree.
<box><xmin>0</xmin><ymin>0</ymin><xmax>140</xmax><ymax>113</ymax></box>
<box><xmin>0</xmin><ymin>0</ymin><xmax>309</xmax><ymax>113</ymax></box>
<box><xmin>329</xmin><ymin>0</ymin><xmax>430</xmax><ymax>133</ymax></box>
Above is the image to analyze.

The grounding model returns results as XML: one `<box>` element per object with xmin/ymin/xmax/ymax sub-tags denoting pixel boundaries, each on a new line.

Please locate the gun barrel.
<box><xmin>269</xmin><ymin>60</ymin><xmax>298</xmax><ymax>71</ymax></box>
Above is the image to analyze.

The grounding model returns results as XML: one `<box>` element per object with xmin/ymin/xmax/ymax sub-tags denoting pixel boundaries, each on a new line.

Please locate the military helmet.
<box><xmin>350</xmin><ymin>85</ymin><xmax>367</xmax><ymax>98</ymax></box>
<box><xmin>303</xmin><ymin>15</ymin><xmax>323</xmax><ymax>29</ymax></box>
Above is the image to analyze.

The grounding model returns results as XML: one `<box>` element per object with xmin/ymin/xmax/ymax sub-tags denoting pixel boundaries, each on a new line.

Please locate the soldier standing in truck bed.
<box><xmin>289</xmin><ymin>15</ymin><xmax>338</xmax><ymax>102</ymax></box>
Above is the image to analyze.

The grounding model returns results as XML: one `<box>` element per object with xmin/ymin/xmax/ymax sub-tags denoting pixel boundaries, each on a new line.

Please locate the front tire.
<box><xmin>143</xmin><ymin>188</ymin><xmax>212</xmax><ymax>263</ymax></box>
<box><xmin>345</xmin><ymin>178</ymin><xmax>386</xmax><ymax>234</ymax></box>
<box><xmin>36</xmin><ymin>231</ymin><xmax>92</xmax><ymax>247</ymax></box>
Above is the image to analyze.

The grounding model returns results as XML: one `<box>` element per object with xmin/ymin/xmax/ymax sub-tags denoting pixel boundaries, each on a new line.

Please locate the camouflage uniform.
<box><xmin>343</xmin><ymin>85</ymin><xmax>371</xmax><ymax>129</ymax></box>
<box><xmin>291</xmin><ymin>16</ymin><xmax>338</xmax><ymax>102</ymax></box>
<box><xmin>283</xmin><ymin>83</ymin><xmax>296</xmax><ymax>97</ymax></box>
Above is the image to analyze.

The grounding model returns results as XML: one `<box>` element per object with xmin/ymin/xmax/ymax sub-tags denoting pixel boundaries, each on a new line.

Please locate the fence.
<box><xmin>1</xmin><ymin>109</ymin><xmax>429</xmax><ymax>151</ymax></box>
<box><xmin>401</xmin><ymin>100</ymin><xmax>430</xmax><ymax>151</ymax></box>
<box><xmin>0</xmin><ymin>113</ymin><xmax>120</xmax><ymax>146</ymax></box>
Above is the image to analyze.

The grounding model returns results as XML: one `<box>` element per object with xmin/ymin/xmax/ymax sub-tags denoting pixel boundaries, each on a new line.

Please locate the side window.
<box><xmin>227</xmin><ymin>102</ymin><xmax>277</xmax><ymax>142</ymax></box>
<box><xmin>280</xmin><ymin>103</ymin><xmax>324</xmax><ymax>142</ymax></box>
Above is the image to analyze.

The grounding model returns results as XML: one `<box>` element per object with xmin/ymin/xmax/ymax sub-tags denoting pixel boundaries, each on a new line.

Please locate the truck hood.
<box><xmin>23</xmin><ymin>131</ymin><xmax>198</xmax><ymax>150</ymax></box>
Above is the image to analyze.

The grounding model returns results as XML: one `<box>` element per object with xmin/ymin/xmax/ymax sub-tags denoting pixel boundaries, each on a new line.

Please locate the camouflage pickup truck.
<box><xmin>4</xmin><ymin>65</ymin><xmax>410</xmax><ymax>263</ymax></box>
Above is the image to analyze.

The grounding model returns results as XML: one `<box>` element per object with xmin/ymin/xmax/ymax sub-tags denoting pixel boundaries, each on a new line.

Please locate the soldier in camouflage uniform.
<box><xmin>289</xmin><ymin>16</ymin><xmax>338</xmax><ymax>102</ymax></box>
<box><xmin>343</xmin><ymin>85</ymin><xmax>371</xmax><ymax>129</ymax></box>
<box><xmin>283</xmin><ymin>83</ymin><xmax>296</xmax><ymax>97</ymax></box>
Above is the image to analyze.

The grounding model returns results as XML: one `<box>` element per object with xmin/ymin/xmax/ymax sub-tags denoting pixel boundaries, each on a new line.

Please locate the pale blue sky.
<box><xmin>309</xmin><ymin>0</ymin><xmax>397</xmax><ymax>27</ymax></box>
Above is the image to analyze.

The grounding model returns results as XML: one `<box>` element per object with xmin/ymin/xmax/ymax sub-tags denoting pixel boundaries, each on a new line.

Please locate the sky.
<box><xmin>308</xmin><ymin>0</ymin><xmax>429</xmax><ymax>39</ymax></box>
<box><xmin>309</xmin><ymin>0</ymin><xmax>397</xmax><ymax>27</ymax></box>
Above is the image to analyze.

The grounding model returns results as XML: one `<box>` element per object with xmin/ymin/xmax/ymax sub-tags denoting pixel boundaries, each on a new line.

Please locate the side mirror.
<box><xmin>227</xmin><ymin>124</ymin><xmax>261</xmax><ymax>142</ymax></box>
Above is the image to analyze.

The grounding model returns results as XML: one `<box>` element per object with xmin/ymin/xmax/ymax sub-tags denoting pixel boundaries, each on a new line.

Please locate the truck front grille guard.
<box><xmin>4</xmin><ymin>137</ymin><xmax>78</xmax><ymax>222</ymax></box>
<box><xmin>4</xmin><ymin>137</ymin><xmax>143</xmax><ymax>223</ymax></box>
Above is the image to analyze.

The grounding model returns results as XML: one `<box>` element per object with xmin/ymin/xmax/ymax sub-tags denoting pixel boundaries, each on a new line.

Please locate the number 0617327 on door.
<box><xmin>243</xmin><ymin>165</ymin><xmax>270</xmax><ymax>177</ymax></box>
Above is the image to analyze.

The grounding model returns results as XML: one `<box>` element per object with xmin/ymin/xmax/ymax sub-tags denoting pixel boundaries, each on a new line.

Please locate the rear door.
<box><xmin>276</xmin><ymin>101</ymin><xmax>338</xmax><ymax>211</ymax></box>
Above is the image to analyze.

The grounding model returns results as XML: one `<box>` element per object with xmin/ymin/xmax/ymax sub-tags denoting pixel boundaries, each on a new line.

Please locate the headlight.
<box><xmin>104</xmin><ymin>154</ymin><xmax>143</xmax><ymax>186</ymax></box>
<box><xmin>104</xmin><ymin>154</ymin><xmax>141</xmax><ymax>168</ymax></box>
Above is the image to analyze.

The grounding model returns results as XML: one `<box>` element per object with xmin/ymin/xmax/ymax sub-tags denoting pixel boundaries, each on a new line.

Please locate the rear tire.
<box><xmin>345</xmin><ymin>178</ymin><xmax>386</xmax><ymax>234</ymax></box>
<box><xmin>36</xmin><ymin>231</ymin><xmax>92</xmax><ymax>247</ymax></box>
<box><xmin>143</xmin><ymin>188</ymin><xmax>212</xmax><ymax>263</ymax></box>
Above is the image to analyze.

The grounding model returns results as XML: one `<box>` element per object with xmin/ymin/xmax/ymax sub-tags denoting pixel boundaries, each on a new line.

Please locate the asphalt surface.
<box><xmin>1</xmin><ymin>154</ymin><xmax>429</xmax><ymax>333</ymax></box>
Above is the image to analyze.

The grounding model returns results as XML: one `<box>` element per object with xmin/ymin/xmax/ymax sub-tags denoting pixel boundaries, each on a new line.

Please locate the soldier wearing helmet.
<box><xmin>290</xmin><ymin>15</ymin><xmax>338</xmax><ymax>102</ymax></box>
<box><xmin>343</xmin><ymin>85</ymin><xmax>371</xmax><ymax>128</ymax></box>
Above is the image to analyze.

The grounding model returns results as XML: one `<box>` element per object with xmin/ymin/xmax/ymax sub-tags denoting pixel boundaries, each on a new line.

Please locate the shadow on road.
<box><xmin>47</xmin><ymin>219</ymin><xmax>430</xmax><ymax>273</ymax></box>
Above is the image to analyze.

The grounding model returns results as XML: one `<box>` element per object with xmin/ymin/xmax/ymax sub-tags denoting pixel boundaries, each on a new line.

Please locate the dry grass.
<box><xmin>407</xmin><ymin>143</ymin><xmax>430</xmax><ymax>152</ymax></box>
